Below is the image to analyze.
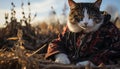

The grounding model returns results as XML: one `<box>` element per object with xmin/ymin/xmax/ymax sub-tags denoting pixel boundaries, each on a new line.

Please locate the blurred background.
<box><xmin>0</xmin><ymin>0</ymin><xmax>120</xmax><ymax>69</ymax></box>
<box><xmin>0</xmin><ymin>0</ymin><xmax>120</xmax><ymax>28</ymax></box>
<box><xmin>0</xmin><ymin>1</ymin><xmax>120</xmax><ymax>68</ymax></box>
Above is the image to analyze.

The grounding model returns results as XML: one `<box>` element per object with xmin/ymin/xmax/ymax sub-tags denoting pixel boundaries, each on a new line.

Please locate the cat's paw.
<box><xmin>55</xmin><ymin>53</ymin><xmax>70</xmax><ymax>64</ymax></box>
<box><xmin>76</xmin><ymin>61</ymin><xmax>96</xmax><ymax>67</ymax></box>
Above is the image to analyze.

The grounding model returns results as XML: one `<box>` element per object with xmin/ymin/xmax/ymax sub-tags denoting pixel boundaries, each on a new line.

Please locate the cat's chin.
<box><xmin>83</xmin><ymin>23</ymin><xmax>103</xmax><ymax>33</ymax></box>
<box><xmin>83</xmin><ymin>29</ymin><xmax>93</xmax><ymax>33</ymax></box>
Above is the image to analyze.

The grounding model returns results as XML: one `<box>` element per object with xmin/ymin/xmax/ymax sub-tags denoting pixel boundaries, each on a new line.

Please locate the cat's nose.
<box><xmin>84</xmin><ymin>22</ymin><xmax>88</xmax><ymax>26</ymax></box>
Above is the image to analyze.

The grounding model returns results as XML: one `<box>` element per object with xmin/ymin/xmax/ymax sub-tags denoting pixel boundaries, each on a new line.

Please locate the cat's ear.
<box><xmin>68</xmin><ymin>0</ymin><xmax>76</xmax><ymax>9</ymax></box>
<box><xmin>94</xmin><ymin>0</ymin><xmax>102</xmax><ymax>8</ymax></box>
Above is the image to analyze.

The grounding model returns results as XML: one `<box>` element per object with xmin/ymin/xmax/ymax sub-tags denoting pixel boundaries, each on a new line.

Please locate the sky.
<box><xmin>0</xmin><ymin>0</ymin><xmax>120</xmax><ymax>27</ymax></box>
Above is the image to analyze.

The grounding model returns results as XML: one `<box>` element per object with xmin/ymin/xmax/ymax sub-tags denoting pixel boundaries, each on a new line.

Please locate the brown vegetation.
<box><xmin>0</xmin><ymin>1</ymin><xmax>120</xmax><ymax>69</ymax></box>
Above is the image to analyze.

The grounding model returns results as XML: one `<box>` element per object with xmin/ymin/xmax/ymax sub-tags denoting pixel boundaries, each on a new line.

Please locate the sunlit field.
<box><xmin>0</xmin><ymin>0</ymin><xmax>120</xmax><ymax>69</ymax></box>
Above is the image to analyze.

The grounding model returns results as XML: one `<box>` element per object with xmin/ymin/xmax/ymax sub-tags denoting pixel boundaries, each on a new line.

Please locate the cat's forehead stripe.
<box><xmin>83</xmin><ymin>8</ymin><xmax>89</xmax><ymax>21</ymax></box>
<box><xmin>84</xmin><ymin>8</ymin><xmax>88</xmax><ymax>18</ymax></box>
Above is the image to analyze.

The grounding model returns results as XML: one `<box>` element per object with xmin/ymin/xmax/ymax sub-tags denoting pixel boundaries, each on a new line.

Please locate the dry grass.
<box><xmin>0</xmin><ymin>1</ymin><xmax>120</xmax><ymax>69</ymax></box>
<box><xmin>0</xmin><ymin>15</ymin><xmax>119</xmax><ymax>69</ymax></box>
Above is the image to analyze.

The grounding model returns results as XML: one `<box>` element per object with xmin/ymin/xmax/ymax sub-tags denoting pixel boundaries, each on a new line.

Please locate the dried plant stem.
<box><xmin>28</xmin><ymin>44</ymin><xmax>47</xmax><ymax>57</ymax></box>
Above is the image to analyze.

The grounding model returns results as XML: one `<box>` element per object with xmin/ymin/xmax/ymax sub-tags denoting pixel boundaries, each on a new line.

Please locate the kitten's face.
<box><xmin>68</xmin><ymin>0</ymin><xmax>104</xmax><ymax>33</ymax></box>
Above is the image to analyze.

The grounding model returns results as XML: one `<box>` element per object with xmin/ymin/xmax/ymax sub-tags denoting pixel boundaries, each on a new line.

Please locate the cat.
<box><xmin>45</xmin><ymin>0</ymin><xmax>120</xmax><ymax>66</ymax></box>
<box><xmin>56</xmin><ymin>0</ymin><xmax>103</xmax><ymax>66</ymax></box>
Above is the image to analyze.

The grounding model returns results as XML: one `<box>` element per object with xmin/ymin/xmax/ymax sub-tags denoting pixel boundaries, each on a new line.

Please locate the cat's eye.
<box><xmin>94</xmin><ymin>18</ymin><xmax>101</xmax><ymax>23</ymax></box>
<box><xmin>75</xmin><ymin>17</ymin><xmax>83</xmax><ymax>22</ymax></box>
<box><xmin>74</xmin><ymin>16</ymin><xmax>79</xmax><ymax>22</ymax></box>
<box><xmin>79</xmin><ymin>18</ymin><xmax>83</xmax><ymax>21</ymax></box>
<box><xmin>74</xmin><ymin>15</ymin><xmax>78</xmax><ymax>18</ymax></box>
<box><xmin>74</xmin><ymin>16</ymin><xmax>83</xmax><ymax>22</ymax></box>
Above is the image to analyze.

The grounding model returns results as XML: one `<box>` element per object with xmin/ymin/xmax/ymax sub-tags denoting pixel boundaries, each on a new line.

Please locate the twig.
<box><xmin>28</xmin><ymin>44</ymin><xmax>47</xmax><ymax>57</ymax></box>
